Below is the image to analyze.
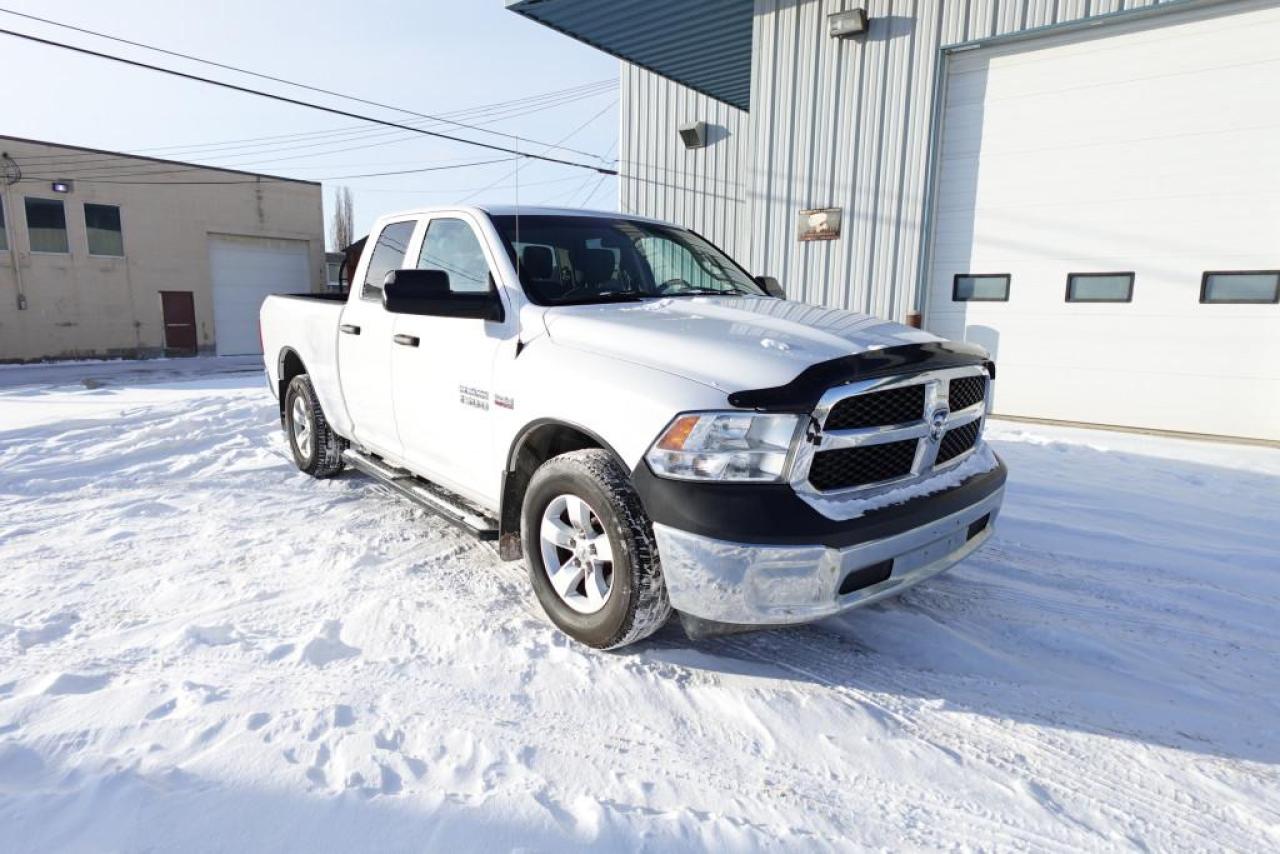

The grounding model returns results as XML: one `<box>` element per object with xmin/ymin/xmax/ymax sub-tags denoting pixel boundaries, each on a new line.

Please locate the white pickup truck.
<box><xmin>260</xmin><ymin>206</ymin><xmax>1006</xmax><ymax>648</ymax></box>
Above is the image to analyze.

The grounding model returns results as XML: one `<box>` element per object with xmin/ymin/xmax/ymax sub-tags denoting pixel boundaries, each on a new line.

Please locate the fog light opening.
<box><xmin>838</xmin><ymin>559</ymin><xmax>893</xmax><ymax>596</ymax></box>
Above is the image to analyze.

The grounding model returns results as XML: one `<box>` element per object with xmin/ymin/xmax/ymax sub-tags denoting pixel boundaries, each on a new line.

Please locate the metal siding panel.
<box><xmin>1058</xmin><ymin>0</ymin><xmax>1091</xmax><ymax>22</ymax></box>
<box><xmin>996</xmin><ymin>0</ymin><xmax>1025</xmax><ymax>34</ymax></box>
<box><xmin>969</xmin><ymin>0</ymin><xmax>1001</xmax><ymax>39</ymax></box>
<box><xmin>618</xmin><ymin>0</ymin><xmax>1191</xmax><ymax>320</ymax></box>
<box><xmin>616</xmin><ymin>63</ymin><xmax>749</xmax><ymax>258</ymax></box>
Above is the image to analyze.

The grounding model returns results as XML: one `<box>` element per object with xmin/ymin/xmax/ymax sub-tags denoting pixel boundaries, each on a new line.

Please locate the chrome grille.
<box><xmin>948</xmin><ymin>375</ymin><xmax>987</xmax><ymax>412</ymax></box>
<box><xmin>937</xmin><ymin>418</ymin><xmax>982</xmax><ymax>465</ymax></box>
<box><xmin>790</xmin><ymin>365</ymin><xmax>990</xmax><ymax>496</ymax></box>
<box><xmin>825</xmin><ymin>385</ymin><xmax>926</xmax><ymax>430</ymax></box>
<box><xmin>808</xmin><ymin>440</ymin><xmax>918</xmax><ymax>491</ymax></box>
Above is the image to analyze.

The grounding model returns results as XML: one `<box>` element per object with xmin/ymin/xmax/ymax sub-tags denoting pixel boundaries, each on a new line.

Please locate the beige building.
<box><xmin>0</xmin><ymin>135</ymin><xmax>324</xmax><ymax>361</ymax></box>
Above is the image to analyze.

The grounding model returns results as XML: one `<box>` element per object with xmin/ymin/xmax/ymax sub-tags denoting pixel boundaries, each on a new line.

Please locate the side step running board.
<box><xmin>342</xmin><ymin>449</ymin><xmax>499</xmax><ymax>541</ymax></box>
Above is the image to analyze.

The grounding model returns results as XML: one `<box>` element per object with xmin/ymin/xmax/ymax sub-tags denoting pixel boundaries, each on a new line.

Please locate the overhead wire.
<box><xmin>458</xmin><ymin>99</ymin><xmax>617</xmax><ymax>203</ymax></box>
<box><xmin>0</xmin><ymin>28</ymin><xmax>616</xmax><ymax>175</ymax></box>
<box><xmin>9</xmin><ymin>85</ymin><xmax>617</xmax><ymax>178</ymax></box>
<box><xmin>19</xmin><ymin>157</ymin><xmax>518</xmax><ymax>186</ymax></box>
<box><xmin>11</xmin><ymin>82</ymin><xmax>616</xmax><ymax>172</ymax></box>
<box><xmin>0</xmin><ymin>7</ymin><xmax>612</xmax><ymax>161</ymax></box>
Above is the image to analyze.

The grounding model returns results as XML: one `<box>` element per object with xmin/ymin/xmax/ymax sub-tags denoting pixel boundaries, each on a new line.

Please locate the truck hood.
<box><xmin>541</xmin><ymin>296</ymin><xmax>940</xmax><ymax>392</ymax></box>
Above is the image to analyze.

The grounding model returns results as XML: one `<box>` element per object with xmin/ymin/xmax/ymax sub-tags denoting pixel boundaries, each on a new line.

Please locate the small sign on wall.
<box><xmin>797</xmin><ymin>207</ymin><xmax>842</xmax><ymax>241</ymax></box>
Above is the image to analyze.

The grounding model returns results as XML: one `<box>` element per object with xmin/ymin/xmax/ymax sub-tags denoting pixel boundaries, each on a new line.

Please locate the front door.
<box><xmin>337</xmin><ymin>219</ymin><xmax>419</xmax><ymax>459</ymax></box>
<box><xmin>391</xmin><ymin>214</ymin><xmax>513</xmax><ymax>505</ymax></box>
<box><xmin>159</xmin><ymin>290</ymin><xmax>197</xmax><ymax>355</ymax></box>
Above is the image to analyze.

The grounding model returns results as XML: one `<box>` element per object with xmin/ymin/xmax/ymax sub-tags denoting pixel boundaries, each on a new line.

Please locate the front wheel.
<box><xmin>522</xmin><ymin>449</ymin><xmax>672</xmax><ymax>649</ymax></box>
<box><xmin>284</xmin><ymin>374</ymin><xmax>345</xmax><ymax>478</ymax></box>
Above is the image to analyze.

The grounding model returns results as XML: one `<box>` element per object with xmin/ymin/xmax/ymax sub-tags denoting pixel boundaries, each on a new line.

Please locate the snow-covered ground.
<box><xmin>0</xmin><ymin>359</ymin><xmax>1277</xmax><ymax>852</ymax></box>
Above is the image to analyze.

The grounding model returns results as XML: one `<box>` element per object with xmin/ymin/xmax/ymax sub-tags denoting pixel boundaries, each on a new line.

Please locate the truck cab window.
<box><xmin>417</xmin><ymin>218</ymin><xmax>493</xmax><ymax>293</ymax></box>
<box><xmin>490</xmin><ymin>214</ymin><xmax>765</xmax><ymax>305</ymax></box>
<box><xmin>362</xmin><ymin>220</ymin><xmax>416</xmax><ymax>301</ymax></box>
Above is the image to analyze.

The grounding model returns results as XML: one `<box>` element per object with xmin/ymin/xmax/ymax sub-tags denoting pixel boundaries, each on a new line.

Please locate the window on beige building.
<box><xmin>85</xmin><ymin>203</ymin><xmax>124</xmax><ymax>256</ymax></box>
<box><xmin>25</xmin><ymin>197</ymin><xmax>69</xmax><ymax>254</ymax></box>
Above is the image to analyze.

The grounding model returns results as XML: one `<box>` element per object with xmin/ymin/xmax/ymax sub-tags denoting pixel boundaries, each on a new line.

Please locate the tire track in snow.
<box><xmin>709</xmin><ymin>626</ymin><xmax>1263</xmax><ymax>851</ymax></box>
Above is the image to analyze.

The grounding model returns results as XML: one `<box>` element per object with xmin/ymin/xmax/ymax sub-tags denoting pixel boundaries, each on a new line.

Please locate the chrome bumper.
<box><xmin>653</xmin><ymin>486</ymin><xmax>1004</xmax><ymax>626</ymax></box>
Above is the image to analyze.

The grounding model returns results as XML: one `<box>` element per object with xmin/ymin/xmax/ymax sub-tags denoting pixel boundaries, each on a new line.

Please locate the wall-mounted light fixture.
<box><xmin>678</xmin><ymin>121</ymin><xmax>707</xmax><ymax>149</ymax></box>
<box><xmin>51</xmin><ymin>180</ymin><xmax>73</xmax><ymax>193</ymax></box>
<box><xmin>829</xmin><ymin>8</ymin><xmax>869</xmax><ymax>39</ymax></box>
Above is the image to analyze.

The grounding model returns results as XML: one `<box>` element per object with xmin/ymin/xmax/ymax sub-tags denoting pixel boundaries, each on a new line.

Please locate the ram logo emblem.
<box><xmin>929</xmin><ymin>407</ymin><xmax>949</xmax><ymax>442</ymax></box>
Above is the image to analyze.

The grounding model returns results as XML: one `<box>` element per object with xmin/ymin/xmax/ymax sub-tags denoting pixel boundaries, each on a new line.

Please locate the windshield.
<box><xmin>489</xmin><ymin>215</ymin><xmax>768</xmax><ymax>305</ymax></box>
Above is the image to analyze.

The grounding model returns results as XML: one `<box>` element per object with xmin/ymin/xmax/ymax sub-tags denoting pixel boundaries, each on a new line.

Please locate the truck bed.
<box><xmin>259</xmin><ymin>292</ymin><xmax>350</xmax><ymax>434</ymax></box>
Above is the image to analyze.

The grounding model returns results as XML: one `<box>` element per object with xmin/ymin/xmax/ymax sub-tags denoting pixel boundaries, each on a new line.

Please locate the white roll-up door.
<box><xmin>209</xmin><ymin>235</ymin><xmax>310</xmax><ymax>356</ymax></box>
<box><xmin>926</xmin><ymin>1</ymin><xmax>1280</xmax><ymax>441</ymax></box>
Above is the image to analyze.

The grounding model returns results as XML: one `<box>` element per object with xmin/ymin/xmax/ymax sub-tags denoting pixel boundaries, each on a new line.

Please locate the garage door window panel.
<box><xmin>362</xmin><ymin>220</ymin><xmax>417</xmax><ymax>301</ymax></box>
<box><xmin>953</xmin><ymin>274</ymin><xmax>1010</xmax><ymax>302</ymax></box>
<box><xmin>1199</xmin><ymin>271</ymin><xmax>1280</xmax><ymax>304</ymax></box>
<box><xmin>1066</xmin><ymin>273</ymin><xmax>1134</xmax><ymax>303</ymax></box>
<box><xmin>84</xmin><ymin>203</ymin><xmax>124</xmax><ymax>257</ymax></box>
<box><xmin>25</xmin><ymin>197</ymin><xmax>69</xmax><ymax>254</ymax></box>
<box><xmin>416</xmin><ymin>218</ymin><xmax>493</xmax><ymax>293</ymax></box>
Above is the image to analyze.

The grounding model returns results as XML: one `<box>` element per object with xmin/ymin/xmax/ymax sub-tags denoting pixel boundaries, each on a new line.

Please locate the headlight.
<box><xmin>645</xmin><ymin>412</ymin><xmax>802</xmax><ymax>482</ymax></box>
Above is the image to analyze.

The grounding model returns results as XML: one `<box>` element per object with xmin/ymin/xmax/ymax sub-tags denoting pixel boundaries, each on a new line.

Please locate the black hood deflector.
<box><xmin>727</xmin><ymin>341</ymin><xmax>993</xmax><ymax>412</ymax></box>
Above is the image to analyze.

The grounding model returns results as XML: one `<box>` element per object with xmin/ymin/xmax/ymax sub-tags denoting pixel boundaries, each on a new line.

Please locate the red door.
<box><xmin>160</xmin><ymin>291</ymin><xmax>197</xmax><ymax>355</ymax></box>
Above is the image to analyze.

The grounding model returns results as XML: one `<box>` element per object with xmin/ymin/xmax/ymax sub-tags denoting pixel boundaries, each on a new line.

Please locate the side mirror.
<box><xmin>382</xmin><ymin>269</ymin><xmax>503</xmax><ymax>321</ymax></box>
<box><xmin>755</xmin><ymin>275</ymin><xmax>785</xmax><ymax>299</ymax></box>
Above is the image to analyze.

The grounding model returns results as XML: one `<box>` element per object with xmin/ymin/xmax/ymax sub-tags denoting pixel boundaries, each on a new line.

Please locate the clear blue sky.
<box><xmin>0</xmin><ymin>0</ymin><xmax>619</xmax><ymax>241</ymax></box>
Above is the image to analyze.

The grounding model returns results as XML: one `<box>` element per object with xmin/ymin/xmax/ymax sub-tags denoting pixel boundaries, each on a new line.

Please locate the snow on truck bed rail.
<box><xmin>0</xmin><ymin>359</ymin><xmax>1277</xmax><ymax>852</ymax></box>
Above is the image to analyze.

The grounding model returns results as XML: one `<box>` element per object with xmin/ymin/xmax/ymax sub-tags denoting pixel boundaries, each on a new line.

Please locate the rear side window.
<box><xmin>361</xmin><ymin>220</ymin><xmax>416</xmax><ymax>301</ymax></box>
<box><xmin>1200</xmin><ymin>271</ymin><xmax>1280</xmax><ymax>304</ymax></box>
<box><xmin>417</xmin><ymin>218</ymin><xmax>492</xmax><ymax>293</ymax></box>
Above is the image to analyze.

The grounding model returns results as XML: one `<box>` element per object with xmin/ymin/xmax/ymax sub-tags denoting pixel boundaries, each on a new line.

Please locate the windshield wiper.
<box><xmin>664</xmin><ymin>289</ymin><xmax>746</xmax><ymax>297</ymax></box>
<box><xmin>552</xmin><ymin>292</ymin><xmax>647</xmax><ymax>306</ymax></box>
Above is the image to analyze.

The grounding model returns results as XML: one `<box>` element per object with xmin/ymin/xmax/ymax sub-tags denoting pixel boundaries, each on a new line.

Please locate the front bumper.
<box><xmin>643</xmin><ymin>462</ymin><xmax>1006</xmax><ymax>626</ymax></box>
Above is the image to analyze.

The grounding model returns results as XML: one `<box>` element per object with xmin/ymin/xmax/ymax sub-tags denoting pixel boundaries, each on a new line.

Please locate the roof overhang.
<box><xmin>506</xmin><ymin>0</ymin><xmax>754</xmax><ymax>111</ymax></box>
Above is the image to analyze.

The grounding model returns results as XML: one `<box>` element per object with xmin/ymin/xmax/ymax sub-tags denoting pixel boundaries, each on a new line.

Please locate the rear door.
<box><xmin>337</xmin><ymin>219</ymin><xmax>420</xmax><ymax>459</ymax></box>
<box><xmin>159</xmin><ymin>291</ymin><xmax>197</xmax><ymax>355</ymax></box>
<box><xmin>391</xmin><ymin>214</ymin><xmax>513</xmax><ymax>504</ymax></box>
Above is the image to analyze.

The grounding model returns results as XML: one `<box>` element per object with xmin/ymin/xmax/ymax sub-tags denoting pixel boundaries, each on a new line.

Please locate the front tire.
<box><xmin>522</xmin><ymin>449</ymin><xmax>672</xmax><ymax>649</ymax></box>
<box><xmin>284</xmin><ymin>374</ymin><xmax>345</xmax><ymax>478</ymax></box>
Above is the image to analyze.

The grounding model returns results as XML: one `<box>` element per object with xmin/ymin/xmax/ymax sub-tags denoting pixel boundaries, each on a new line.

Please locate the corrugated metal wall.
<box><xmin>620</xmin><ymin>0</ymin><xmax>1180</xmax><ymax>320</ymax></box>
<box><xmin>618</xmin><ymin>63</ymin><xmax>752</xmax><ymax>260</ymax></box>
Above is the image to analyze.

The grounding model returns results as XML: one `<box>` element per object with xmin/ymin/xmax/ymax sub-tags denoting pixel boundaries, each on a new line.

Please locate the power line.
<box><xmin>17</xmin><ymin>86</ymin><xmax>616</xmax><ymax>179</ymax></box>
<box><xmin>459</xmin><ymin>100</ymin><xmax>617</xmax><ymax>203</ymax></box>
<box><xmin>0</xmin><ymin>7</ymin><xmax>612</xmax><ymax>162</ymax></box>
<box><xmin>9</xmin><ymin>81</ymin><xmax>617</xmax><ymax>171</ymax></box>
<box><xmin>359</xmin><ymin>174</ymin><xmax>589</xmax><ymax>194</ymax></box>
<box><xmin>20</xmin><ymin>156</ymin><xmax>517</xmax><ymax>186</ymax></box>
<box><xmin>0</xmin><ymin>27</ymin><xmax>617</xmax><ymax>176</ymax></box>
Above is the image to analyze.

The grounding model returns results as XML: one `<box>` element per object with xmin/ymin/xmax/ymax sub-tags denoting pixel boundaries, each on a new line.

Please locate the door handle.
<box><xmin>339</xmin><ymin>323</ymin><xmax>361</xmax><ymax>335</ymax></box>
<box><xmin>393</xmin><ymin>334</ymin><xmax>420</xmax><ymax>347</ymax></box>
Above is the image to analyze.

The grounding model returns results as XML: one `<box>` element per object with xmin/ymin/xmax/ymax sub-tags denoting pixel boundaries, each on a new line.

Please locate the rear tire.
<box><xmin>284</xmin><ymin>374</ymin><xmax>345</xmax><ymax>478</ymax></box>
<box><xmin>522</xmin><ymin>449</ymin><xmax>672</xmax><ymax>649</ymax></box>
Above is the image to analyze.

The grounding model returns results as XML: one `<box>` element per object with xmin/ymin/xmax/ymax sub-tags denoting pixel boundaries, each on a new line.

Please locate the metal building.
<box><xmin>0</xmin><ymin>136</ymin><xmax>324</xmax><ymax>362</ymax></box>
<box><xmin>510</xmin><ymin>0</ymin><xmax>1280</xmax><ymax>442</ymax></box>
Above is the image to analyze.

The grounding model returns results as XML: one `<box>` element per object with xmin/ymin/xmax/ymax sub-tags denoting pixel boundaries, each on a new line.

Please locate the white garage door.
<box><xmin>209</xmin><ymin>235</ymin><xmax>311</xmax><ymax>356</ymax></box>
<box><xmin>926</xmin><ymin>1</ymin><xmax>1280</xmax><ymax>441</ymax></box>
